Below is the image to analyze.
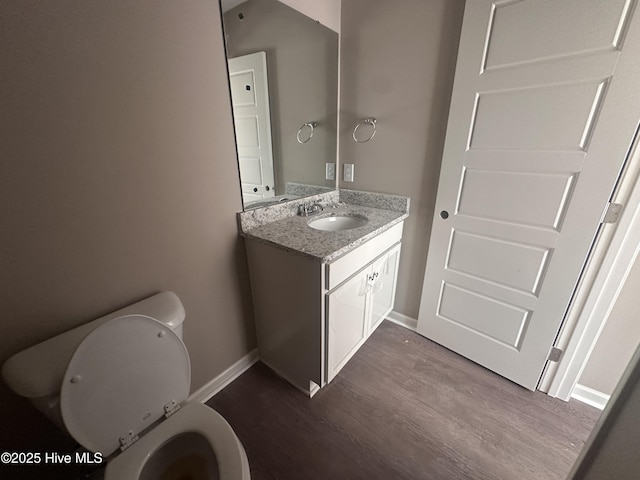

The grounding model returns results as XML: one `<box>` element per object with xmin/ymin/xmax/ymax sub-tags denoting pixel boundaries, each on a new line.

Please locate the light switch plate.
<box><xmin>325</xmin><ymin>162</ymin><xmax>336</xmax><ymax>181</ymax></box>
<box><xmin>343</xmin><ymin>163</ymin><xmax>354</xmax><ymax>182</ymax></box>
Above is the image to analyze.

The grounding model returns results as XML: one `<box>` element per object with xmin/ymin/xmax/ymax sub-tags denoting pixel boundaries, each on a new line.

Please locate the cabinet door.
<box><xmin>369</xmin><ymin>244</ymin><xmax>401</xmax><ymax>334</ymax></box>
<box><xmin>326</xmin><ymin>268</ymin><xmax>370</xmax><ymax>383</ymax></box>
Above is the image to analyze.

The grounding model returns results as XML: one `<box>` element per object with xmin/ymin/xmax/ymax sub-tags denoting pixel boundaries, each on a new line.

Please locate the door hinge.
<box><xmin>547</xmin><ymin>347</ymin><xmax>563</xmax><ymax>363</ymax></box>
<box><xmin>164</xmin><ymin>400</ymin><xmax>181</xmax><ymax>418</ymax></box>
<box><xmin>601</xmin><ymin>202</ymin><xmax>623</xmax><ymax>224</ymax></box>
<box><xmin>119</xmin><ymin>430</ymin><xmax>139</xmax><ymax>451</ymax></box>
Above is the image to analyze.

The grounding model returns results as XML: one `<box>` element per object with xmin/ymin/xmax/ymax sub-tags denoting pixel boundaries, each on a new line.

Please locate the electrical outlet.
<box><xmin>343</xmin><ymin>163</ymin><xmax>355</xmax><ymax>182</ymax></box>
<box><xmin>325</xmin><ymin>162</ymin><xmax>336</xmax><ymax>180</ymax></box>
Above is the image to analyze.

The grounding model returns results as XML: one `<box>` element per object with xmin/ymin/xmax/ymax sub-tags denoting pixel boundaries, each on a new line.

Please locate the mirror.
<box><xmin>221</xmin><ymin>0</ymin><xmax>339</xmax><ymax>209</ymax></box>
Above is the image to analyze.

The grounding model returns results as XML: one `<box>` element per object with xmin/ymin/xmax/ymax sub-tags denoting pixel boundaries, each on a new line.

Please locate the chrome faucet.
<box><xmin>297</xmin><ymin>202</ymin><xmax>324</xmax><ymax>217</ymax></box>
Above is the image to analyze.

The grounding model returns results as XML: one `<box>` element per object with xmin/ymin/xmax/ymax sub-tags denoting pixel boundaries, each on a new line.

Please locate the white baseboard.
<box><xmin>571</xmin><ymin>383</ymin><xmax>610</xmax><ymax>410</ymax></box>
<box><xmin>188</xmin><ymin>349</ymin><xmax>259</xmax><ymax>404</ymax></box>
<box><xmin>386</xmin><ymin>310</ymin><xmax>418</xmax><ymax>331</ymax></box>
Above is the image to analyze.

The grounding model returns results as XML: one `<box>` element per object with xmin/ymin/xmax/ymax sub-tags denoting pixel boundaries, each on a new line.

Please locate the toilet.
<box><xmin>1</xmin><ymin>292</ymin><xmax>250</xmax><ymax>480</ymax></box>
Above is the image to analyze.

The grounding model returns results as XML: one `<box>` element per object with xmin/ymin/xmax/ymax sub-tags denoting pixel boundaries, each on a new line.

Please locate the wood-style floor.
<box><xmin>208</xmin><ymin>321</ymin><xmax>600</xmax><ymax>480</ymax></box>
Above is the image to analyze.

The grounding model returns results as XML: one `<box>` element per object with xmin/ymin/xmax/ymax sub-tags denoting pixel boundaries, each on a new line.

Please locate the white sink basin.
<box><xmin>308</xmin><ymin>214</ymin><xmax>368</xmax><ymax>232</ymax></box>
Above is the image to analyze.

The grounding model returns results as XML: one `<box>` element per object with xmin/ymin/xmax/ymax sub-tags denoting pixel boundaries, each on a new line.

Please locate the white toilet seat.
<box><xmin>59</xmin><ymin>314</ymin><xmax>250</xmax><ymax>479</ymax></box>
<box><xmin>60</xmin><ymin>314</ymin><xmax>191</xmax><ymax>456</ymax></box>
<box><xmin>105</xmin><ymin>401</ymin><xmax>250</xmax><ymax>480</ymax></box>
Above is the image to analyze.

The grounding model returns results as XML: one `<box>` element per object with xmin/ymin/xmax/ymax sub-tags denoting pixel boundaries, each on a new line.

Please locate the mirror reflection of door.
<box><xmin>228</xmin><ymin>52</ymin><xmax>275</xmax><ymax>206</ymax></box>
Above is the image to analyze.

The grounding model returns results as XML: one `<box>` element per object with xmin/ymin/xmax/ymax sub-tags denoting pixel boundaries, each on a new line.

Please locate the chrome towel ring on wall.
<box><xmin>352</xmin><ymin>117</ymin><xmax>377</xmax><ymax>143</ymax></box>
<box><xmin>296</xmin><ymin>122</ymin><xmax>317</xmax><ymax>144</ymax></box>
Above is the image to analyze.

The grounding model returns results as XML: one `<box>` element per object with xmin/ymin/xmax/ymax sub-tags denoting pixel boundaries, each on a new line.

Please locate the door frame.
<box><xmin>541</xmin><ymin>124</ymin><xmax>640</xmax><ymax>400</ymax></box>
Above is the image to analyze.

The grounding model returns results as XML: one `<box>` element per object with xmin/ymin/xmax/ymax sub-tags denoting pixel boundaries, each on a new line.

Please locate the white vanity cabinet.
<box><xmin>326</xmin><ymin>268</ymin><xmax>369</xmax><ymax>384</ymax></box>
<box><xmin>245</xmin><ymin>221</ymin><xmax>404</xmax><ymax>396</ymax></box>
<box><xmin>326</xmin><ymin>242</ymin><xmax>401</xmax><ymax>383</ymax></box>
<box><xmin>369</xmin><ymin>244</ymin><xmax>401</xmax><ymax>333</ymax></box>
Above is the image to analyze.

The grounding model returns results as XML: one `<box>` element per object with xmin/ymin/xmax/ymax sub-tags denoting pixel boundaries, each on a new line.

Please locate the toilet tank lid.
<box><xmin>1</xmin><ymin>292</ymin><xmax>185</xmax><ymax>399</ymax></box>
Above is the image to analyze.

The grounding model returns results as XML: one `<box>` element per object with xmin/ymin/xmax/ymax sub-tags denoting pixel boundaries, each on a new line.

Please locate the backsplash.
<box><xmin>237</xmin><ymin>190</ymin><xmax>340</xmax><ymax>231</ymax></box>
<box><xmin>237</xmin><ymin>189</ymin><xmax>409</xmax><ymax>232</ymax></box>
<box><xmin>339</xmin><ymin>189</ymin><xmax>410</xmax><ymax>213</ymax></box>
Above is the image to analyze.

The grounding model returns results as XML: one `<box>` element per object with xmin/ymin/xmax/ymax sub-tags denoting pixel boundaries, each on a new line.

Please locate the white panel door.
<box><xmin>417</xmin><ymin>0</ymin><xmax>640</xmax><ymax>390</ymax></box>
<box><xmin>228</xmin><ymin>52</ymin><xmax>275</xmax><ymax>206</ymax></box>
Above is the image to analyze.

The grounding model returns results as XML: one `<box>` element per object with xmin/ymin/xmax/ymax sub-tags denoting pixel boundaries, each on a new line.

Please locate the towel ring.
<box><xmin>352</xmin><ymin>118</ymin><xmax>377</xmax><ymax>143</ymax></box>
<box><xmin>296</xmin><ymin>122</ymin><xmax>317</xmax><ymax>144</ymax></box>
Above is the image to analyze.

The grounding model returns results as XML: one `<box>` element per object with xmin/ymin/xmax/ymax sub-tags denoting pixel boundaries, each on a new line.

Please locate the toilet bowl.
<box><xmin>2</xmin><ymin>292</ymin><xmax>250</xmax><ymax>480</ymax></box>
<box><xmin>106</xmin><ymin>402</ymin><xmax>249</xmax><ymax>479</ymax></box>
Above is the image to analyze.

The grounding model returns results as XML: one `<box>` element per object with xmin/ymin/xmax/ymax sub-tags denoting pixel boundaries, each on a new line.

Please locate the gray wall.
<box><xmin>224</xmin><ymin>0</ymin><xmax>339</xmax><ymax>195</ymax></box>
<box><xmin>0</xmin><ymin>0</ymin><xmax>254</xmax><ymax>453</ymax></box>
<box><xmin>569</xmin><ymin>342</ymin><xmax>640</xmax><ymax>480</ymax></box>
<box><xmin>339</xmin><ymin>0</ymin><xmax>465</xmax><ymax>319</ymax></box>
<box><xmin>579</xmin><ymin>254</ymin><xmax>640</xmax><ymax>395</ymax></box>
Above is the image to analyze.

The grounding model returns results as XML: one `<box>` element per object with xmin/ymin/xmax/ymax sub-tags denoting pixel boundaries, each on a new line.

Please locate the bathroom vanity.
<box><xmin>238</xmin><ymin>189</ymin><xmax>409</xmax><ymax>396</ymax></box>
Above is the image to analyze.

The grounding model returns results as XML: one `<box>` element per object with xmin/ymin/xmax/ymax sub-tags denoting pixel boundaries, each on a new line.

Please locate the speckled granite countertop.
<box><xmin>238</xmin><ymin>189</ymin><xmax>410</xmax><ymax>263</ymax></box>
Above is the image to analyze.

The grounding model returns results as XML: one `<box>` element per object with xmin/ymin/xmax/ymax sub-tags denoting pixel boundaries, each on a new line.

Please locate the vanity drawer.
<box><xmin>326</xmin><ymin>222</ymin><xmax>403</xmax><ymax>291</ymax></box>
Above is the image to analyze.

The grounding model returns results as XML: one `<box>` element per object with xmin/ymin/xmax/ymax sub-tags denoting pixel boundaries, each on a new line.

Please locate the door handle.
<box><xmin>440</xmin><ymin>210</ymin><xmax>449</xmax><ymax>219</ymax></box>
